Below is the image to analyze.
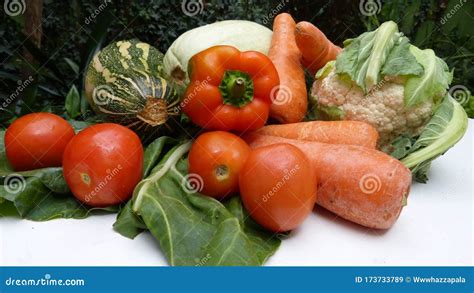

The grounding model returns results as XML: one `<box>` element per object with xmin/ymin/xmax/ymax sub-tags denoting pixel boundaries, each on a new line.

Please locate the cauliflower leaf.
<box><xmin>404</xmin><ymin>47</ymin><xmax>453</xmax><ymax>107</ymax></box>
<box><xmin>401</xmin><ymin>95</ymin><xmax>468</xmax><ymax>182</ymax></box>
<box><xmin>335</xmin><ymin>21</ymin><xmax>423</xmax><ymax>93</ymax></box>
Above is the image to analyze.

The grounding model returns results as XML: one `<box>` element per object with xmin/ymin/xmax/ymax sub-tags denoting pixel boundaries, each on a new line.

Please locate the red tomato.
<box><xmin>188</xmin><ymin>131</ymin><xmax>251</xmax><ymax>199</ymax></box>
<box><xmin>5</xmin><ymin>113</ymin><xmax>75</xmax><ymax>171</ymax></box>
<box><xmin>62</xmin><ymin>123</ymin><xmax>143</xmax><ymax>207</ymax></box>
<box><xmin>239</xmin><ymin>143</ymin><xmax>317</xmax><ymax>232</ymax></box>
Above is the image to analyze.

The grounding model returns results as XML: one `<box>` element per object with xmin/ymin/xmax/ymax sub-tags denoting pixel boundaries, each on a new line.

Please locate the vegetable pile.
<box><xmin>0</xmin><ymin>13</ymin><xmax>469</xmax><ymax>266</ymax></box>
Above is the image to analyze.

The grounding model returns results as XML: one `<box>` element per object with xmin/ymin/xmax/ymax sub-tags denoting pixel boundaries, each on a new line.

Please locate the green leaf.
<box><xmin>115</xmin><ymin>140</ymin><xmax>281</xmax><ymax>266</ymax></box>
<box><xmin>142</xmin><ymin>136</ymin><xmax>178</xmax><ymax>177</ymax></box>
<box><xmin>389</xmin><ymin>136</ymin><xmax>414</xmax><ymax>160</ymax></box>
<box><xmin>401</xmin><ymin>95</ymin><xmax>468</xmax><ymax>182</ymax></box>
<box><xmin>0</xmin><ymin>200</ymin><xmax>20</xmax><ymax>218</ymax></box>
<box><xmin>64</xmin><ymin>57</ymin><xmax>80</xmax><ymax>76</ymax></box>
<box><xmin>0</xmin><ymin>167</ymin><xmax>70</xmax><ymax>194</ymax></box>
<box><xmin>65</xmin><ymin>85</ymin><xmax>81</xmax><ymax>119</ymax></box>
<box><xmin>381</xmin><ymin>37</ymin><xmax>424</xmax><ymax>77</ymax></box>
<box><xmin>113</xmin><ymin>201</ymin><xmax>147</xmax><ymax>239</ymax></box>
<box><xmin>315</xmin><ymin>61</ymin><xmax>335</xmax><ymax>79</ymax></box>
<box><xmin>404</xmin><ymin>47</ymin><xmax>453</xmax><ymax>107</ymax></box>
<box><xmin>336</xmin><ymin>21</ymin><xmax>423</xmax><ymax>92</ymax></box>
<box><xmin>0</xmin><ymin>176</ymin><xmax>118</xmax><ymax>221</ymax></box>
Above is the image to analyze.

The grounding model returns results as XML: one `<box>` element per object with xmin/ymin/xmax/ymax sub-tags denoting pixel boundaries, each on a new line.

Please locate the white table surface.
<box><xmin>1</xmin><ymin>121</ymin><xmax>473</xmax><ymax>267</ymax></box>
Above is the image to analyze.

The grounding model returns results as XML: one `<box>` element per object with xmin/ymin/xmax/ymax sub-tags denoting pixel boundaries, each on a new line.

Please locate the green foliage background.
<box><xmin>0</xmin><ymin>0</ymin><xmax>473</xmax><ymax>126</ymax></box>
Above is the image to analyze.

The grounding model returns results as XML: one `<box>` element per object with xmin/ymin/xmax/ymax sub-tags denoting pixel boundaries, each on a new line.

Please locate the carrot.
<box><xmin>253</xmin><ymin>121</ymin><xmax>379</xmax><ymax>148</ymax></box>
<box><xmin>295</xmin><ymin>21</ymin><xmax>342</xmax><ymax>76</ymax></box>
<box><xmin>242</xmin><ymin>133</ymin><xmax>411</xmax><ymax>229</ymax></box>
<box><xmin>268</xmin><ymin>13</ymin><xmax>307</xmax><ymax>124</ymax></box>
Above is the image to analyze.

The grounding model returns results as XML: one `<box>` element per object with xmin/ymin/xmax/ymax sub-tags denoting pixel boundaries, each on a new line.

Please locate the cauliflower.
<box><xmin>309</xmin><ymin>21</ymin><xmax>468</xmax><ymax>182</ymax></box>
<box><xmin>312</xmin><ymin>69</ymin><xmax>434</xmax><ymax>149</ymax></box>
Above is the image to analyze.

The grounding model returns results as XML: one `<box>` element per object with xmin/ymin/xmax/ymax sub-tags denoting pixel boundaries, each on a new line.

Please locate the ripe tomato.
<box><xmin>239</xmin><ymin>143</ymin><xmax>317</xmax><ymax>232</ymax></box>
<box><xmin>5</xmin><ymin>113</ymin><xmax>75</xmax><ymax>171</ymax></box>
<box><xmin>188</xmin><ymin>131</ymin><xmax>251</xmax><ymax>199</ymax></box>
<box><xmin>62</xmin><ymin>123</ymin><xmax>143</xmax><ymax>207</ymax></box>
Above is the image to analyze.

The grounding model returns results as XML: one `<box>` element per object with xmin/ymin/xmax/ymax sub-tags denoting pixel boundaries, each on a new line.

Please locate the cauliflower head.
<box><xmin>313</xmin><ymin>69</ymin><xmax>434</xmax><ymax>148</ymax></box>
<box><xmin>308</xmin><ymin>21</ymin><xmax>468</xmax><ymax>183</ymax></box>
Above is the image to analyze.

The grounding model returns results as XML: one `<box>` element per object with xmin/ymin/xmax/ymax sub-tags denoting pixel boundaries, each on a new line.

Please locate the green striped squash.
<box><xmin>85</xmin><ymin>39</ymin><xmax>180</xmax><ymax>135</ymax></box>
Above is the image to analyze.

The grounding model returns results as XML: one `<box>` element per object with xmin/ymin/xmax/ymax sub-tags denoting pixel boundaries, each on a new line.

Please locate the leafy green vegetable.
<box><xmin>114</xmin><ymin>140</ymin><xmax>281</xmax><ymax>266</ymax></box>
<box><xmin>315</xmin><ymin>61</ymin><xmax>335</xmax><ymax>80</ymax></box>
<box><xmin>401</xmin><ymin>95</ymin><xmax>468</xmax><ymax>182</ymax></box>
<box><xmin>404</xmin><ymin>47</ymin><xmax>453</xmax><ymax>107</ymax></box>
<box><xmin>0</xmin><ymin>130</ymin><xmax>117</xmax><ymax>221</ymax></box>
<box><xmin>65</xmin><ymin>85</ymin><xmax>82</xmax><ymax>119</ymax></box>
<box><xmin>335</xmin><ymin>21</ymin><xmax>423</xmax><ymax>92</ymax></box>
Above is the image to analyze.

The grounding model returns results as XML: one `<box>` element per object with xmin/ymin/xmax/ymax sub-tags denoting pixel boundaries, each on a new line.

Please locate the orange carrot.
<box><xmin>253</xmin><ymin>121</ymin><xmax>379</xmax><ymax>148</ymax></box>
<box><xmin>242</xmin><ymin>133</ymin><xmax>411</xmax><ymax>229</ymax></box>
<box><xmin>268</xmin><ymin>13</ymin><xmax>307</xmax><ymax>124</ymax></box>
<box><xmin>295</xmin><ymin>21</ymin><xmax>342</xmax><ymax>76</ymax></box>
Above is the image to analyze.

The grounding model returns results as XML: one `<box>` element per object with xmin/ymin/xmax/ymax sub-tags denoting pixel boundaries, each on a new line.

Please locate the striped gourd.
<box><xmin>85</xmin><ymin>39</ymin><xmax>180</xmax><ymax>134</ymax></box>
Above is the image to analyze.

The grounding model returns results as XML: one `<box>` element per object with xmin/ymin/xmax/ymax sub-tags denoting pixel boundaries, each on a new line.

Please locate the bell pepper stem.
<box><xmin>219</xmin><ymin>70</ymin><xmax>254</xmax><ymax>108</ymax></box>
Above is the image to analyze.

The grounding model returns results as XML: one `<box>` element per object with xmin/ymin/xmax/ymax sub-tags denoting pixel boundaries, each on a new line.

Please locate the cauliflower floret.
<box><xmin>312</xmin><ymin>70</ymin><xmax>433</xmax><ymax>148</ymax></box>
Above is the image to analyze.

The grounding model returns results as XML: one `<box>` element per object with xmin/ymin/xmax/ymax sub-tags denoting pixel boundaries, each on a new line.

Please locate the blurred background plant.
<box><xmin>1</xmin><ymin>0</ymin><xmax>473</xmax><ymax>128</ymax></box>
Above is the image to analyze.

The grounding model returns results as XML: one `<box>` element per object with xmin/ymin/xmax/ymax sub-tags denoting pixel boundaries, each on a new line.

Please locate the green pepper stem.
<box><xmin>231</xmin><ymin>78</ymin><xmax>246</xmax><ymax>99</ymax></box>
<box><xmin>219</xmin><ymin>70</ymin><xmax>254</xmax><ymax>108</ymax></box>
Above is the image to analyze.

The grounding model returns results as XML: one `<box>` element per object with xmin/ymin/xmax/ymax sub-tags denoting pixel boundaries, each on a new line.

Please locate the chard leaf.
<box><xmin>116</xmin><ymin>140</ymin><xmax>281</xmax><ymax>266</ymax></box>
<box><xmin>0</xmin><ymin>176</ymin><xmax>118</xmax><ymax>221</ymax></box>
<box><xmin>404</xmin><ymin>47</ymin><xmax>453</xmax><ymax>107</ymax></box>
<box><xmin>401</xmin><ymin>95</ymin><xmax>468</xmax><ymax>182</ymax></box>
<box><xmin>336</xmin><ymin>21</ymin><xmax>423</xmax><ymax>92</ymax></box>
